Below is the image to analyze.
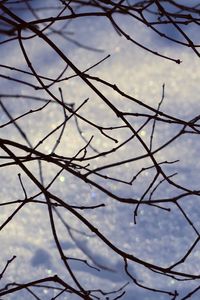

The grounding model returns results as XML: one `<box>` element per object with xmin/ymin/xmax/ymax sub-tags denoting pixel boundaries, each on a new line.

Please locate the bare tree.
<box><xmin>0</xmin><ymin>1</ymin><xmax>200</xmax><ymax>299</ymax></box>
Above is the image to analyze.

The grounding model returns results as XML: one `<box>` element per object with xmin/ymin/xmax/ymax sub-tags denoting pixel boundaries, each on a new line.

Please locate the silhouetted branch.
<box><xmin>0</xmin><ymin>1</ymin><xmax>199</xmax><ymax>299</ymax></box>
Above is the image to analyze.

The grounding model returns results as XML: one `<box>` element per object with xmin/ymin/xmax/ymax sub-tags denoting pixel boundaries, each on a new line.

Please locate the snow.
<box><xmin>0</xmin><ymin>2</ymin><xmax>200</xmax><ymax>299</ymax></box>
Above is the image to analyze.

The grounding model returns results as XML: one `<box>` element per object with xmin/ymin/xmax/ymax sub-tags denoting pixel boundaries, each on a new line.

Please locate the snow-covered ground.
<box><xmin>0</xmin><ymin>2</ymin><xmax>200</xmax><ymax>299</ymax></box>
